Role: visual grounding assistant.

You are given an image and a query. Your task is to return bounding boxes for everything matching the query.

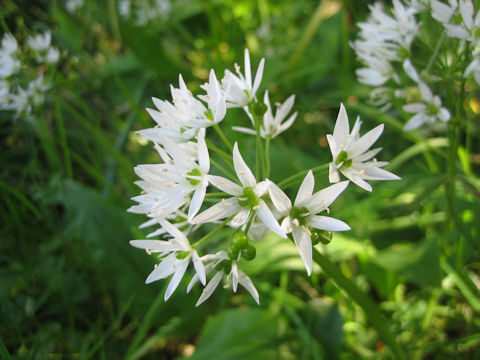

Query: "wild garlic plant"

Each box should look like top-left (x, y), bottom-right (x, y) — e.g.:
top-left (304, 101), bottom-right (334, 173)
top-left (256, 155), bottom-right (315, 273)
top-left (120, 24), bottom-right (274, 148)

top-left (0, 31), bottom-right (61, 116)
top-left (352, 0), bottom-right (479, 133)
top-left (129, 49), bottom-right (400, 306)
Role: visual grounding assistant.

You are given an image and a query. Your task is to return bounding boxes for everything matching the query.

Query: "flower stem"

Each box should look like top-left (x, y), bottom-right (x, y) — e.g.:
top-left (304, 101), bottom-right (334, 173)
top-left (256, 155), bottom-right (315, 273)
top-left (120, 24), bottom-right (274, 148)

top-left (426, 30), bottom-right (446, 73)
top-left (205, 138), bottom-right (235, 171)
top-left (191, 215), bottom-right (235, 248)
top-left (213, 123), bottom-right (233, 151)
top-left (278, 163), bottom-right (329, 189)
top-left (312, 249), bottom-right (406, 360)
top-left (265, 135), bottom-right (271, 178)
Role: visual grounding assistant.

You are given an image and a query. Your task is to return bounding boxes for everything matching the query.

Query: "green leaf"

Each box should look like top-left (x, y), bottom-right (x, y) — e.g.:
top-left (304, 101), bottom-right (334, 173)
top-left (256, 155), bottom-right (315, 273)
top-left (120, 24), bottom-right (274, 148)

top-left (373, 238), bottom-right (441, 288)
top-left (185, 309), bottom-right (285, 360)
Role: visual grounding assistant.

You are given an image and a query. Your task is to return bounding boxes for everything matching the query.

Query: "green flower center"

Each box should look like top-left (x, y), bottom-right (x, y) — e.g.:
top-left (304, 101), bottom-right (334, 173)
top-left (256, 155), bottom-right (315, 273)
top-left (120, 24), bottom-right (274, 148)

top-left (204, 109), bottom-right (214, 122)
top-left (289, 206), bottom-right (310, 226)
top-left (335, 150), bottom-right (352, 169)
top-left (186, 168), bottom-right (202, 186)
top-left (176, 251), bottom-right (190, 260)
top-left (237, 187), bottom-right (258, 208)
top-left (397, 47), bottom-right (410, 60)
top-left (426, 103), bottom-right (438, 117)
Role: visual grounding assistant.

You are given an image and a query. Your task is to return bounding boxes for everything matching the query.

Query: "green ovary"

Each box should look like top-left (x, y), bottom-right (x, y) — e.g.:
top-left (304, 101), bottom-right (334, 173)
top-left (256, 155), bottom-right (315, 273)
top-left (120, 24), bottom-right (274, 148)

top-left (237, 187), bottom-right (259, 208)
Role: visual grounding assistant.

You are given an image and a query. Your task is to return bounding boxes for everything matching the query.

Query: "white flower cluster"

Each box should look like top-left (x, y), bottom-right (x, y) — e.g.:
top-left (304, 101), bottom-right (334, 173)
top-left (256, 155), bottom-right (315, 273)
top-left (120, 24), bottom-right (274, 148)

top-left (118, 0), bottom-right (172, 26)
top-left (352, 0), bottom-right (480, 131)
top-left (130, 49), bottom-right (400, 306)
top-left (0, 31), bottom-right (60, 115)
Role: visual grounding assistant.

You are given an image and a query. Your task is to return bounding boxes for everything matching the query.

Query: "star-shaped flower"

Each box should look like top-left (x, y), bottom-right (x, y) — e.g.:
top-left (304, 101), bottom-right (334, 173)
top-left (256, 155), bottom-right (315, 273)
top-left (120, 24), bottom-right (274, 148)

top-left (327, 104), bottom-right (400, 192)
top-left (130, 219), bottom-right (206, 301)
top-left (221, 48), bottom-right (265, 108)
top-left (187, 251), bottom-right (259, 306)
top-left (192, 142), bottom-right (286, 238)
top-left (268, 172), bottom-right (350, 275)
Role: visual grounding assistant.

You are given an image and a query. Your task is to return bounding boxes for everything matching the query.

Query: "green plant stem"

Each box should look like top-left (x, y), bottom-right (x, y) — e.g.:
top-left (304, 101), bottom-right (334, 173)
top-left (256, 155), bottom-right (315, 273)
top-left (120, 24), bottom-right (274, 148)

top-left (204, 192), bottom-right (228, 198)
top-left (265, 135), bottom-right (271, 178)
top-left (213, 123), bottom-right (233, 151)
top-left (54, 99), bottom-right (73, 178)
top-left (426, 31), bottom-right (446, 73)
top-left (277, 164), bottom-right (329, 189)
top-left (206, 138), bottom-right (235, 172)
top-left (192, 215), bottom-right (236, 249)
top-left (312, 249), bottom-right (406, 360)
top-left (210, 158), bottom-right (236, 181)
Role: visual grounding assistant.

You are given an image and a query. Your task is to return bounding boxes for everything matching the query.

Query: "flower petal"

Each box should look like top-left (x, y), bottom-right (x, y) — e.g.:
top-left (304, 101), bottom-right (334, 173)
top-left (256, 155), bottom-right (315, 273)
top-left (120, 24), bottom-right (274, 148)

top-left (233, 142), bottom-right (257, 187)
top-left (238, 269), bottom-right (260, 304)
top-left (292, 225), bottom-right (313, 276)
top-left (164, 258), bottom-right (190, 300)
top-left (255, 200), bottom-right (286, 238)
top-left (348, 124), bottom-right (384, 158)
top-left (196, 270), bottom-right (224, 306)
top-left (305, 181), bottom-right (349, 213)
top-left (267, 180), bottom-right (292, 214)
top-left (188, 186), bottom-right (207, 222)
top-left (192, 197), bottom-right (241, 224)
top-left (294, 170), bottom-right (314, 206)
top-left (333, 103), bottom-right (350, 147)
top-left (308, 215), bottom-right (351, 231)
top-left (208, 175), bottom-right (243, 195)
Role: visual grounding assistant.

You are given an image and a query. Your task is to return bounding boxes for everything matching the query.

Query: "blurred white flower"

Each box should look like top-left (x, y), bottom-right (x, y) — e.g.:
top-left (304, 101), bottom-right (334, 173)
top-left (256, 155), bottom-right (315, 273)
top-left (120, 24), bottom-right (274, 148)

top-left (66, 0), bottom-right (84, 13)
top-left (327, 104), bottom-right (400, 191)
top-left (403, 82), bottom-right (451, 130)
top-left (45, 47), bottom-right (60, 64)
top-left (268, 172), bottom-right (350, 275)
top-left (221, 48), bottom-right (265, 107)
top-left (1, 34), bottom-right (18, 55)
top-left (27, 31), bottom-right (52, 52)
top-left (443, 0), bottom-right (480, 42)
top-left (130, 219), bottom-right (206, 300)
top-left (232, 90), bottom-right (297, 139)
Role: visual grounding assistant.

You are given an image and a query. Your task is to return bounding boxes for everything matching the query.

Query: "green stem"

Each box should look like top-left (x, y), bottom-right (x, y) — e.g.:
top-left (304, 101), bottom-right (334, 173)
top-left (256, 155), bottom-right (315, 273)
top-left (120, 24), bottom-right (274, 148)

top-left (204, 192), bottom-right (228, 198)
top-left (278, 164), bottom-right (329, 189)
top-left (55, 98), bottom-right (73, 178)
top-left (213, 123), bottom-right (233, 151)
top-left (206, 138), bottom-right (235, 171)
top-left (210, 158), bottom-right (236, 181)
top-left (313, 249), bottom-right (406, 360)
top-left (426, 31), bottom-right (446, 73)
top-left (265, 135), bottom-right (271, 178)
top-left (192, 215), bottom-right (236, 248)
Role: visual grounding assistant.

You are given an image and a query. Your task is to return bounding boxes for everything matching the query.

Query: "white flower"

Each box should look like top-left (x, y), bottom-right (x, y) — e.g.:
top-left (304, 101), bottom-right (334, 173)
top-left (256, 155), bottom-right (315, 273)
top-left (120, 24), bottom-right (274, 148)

top-left (187, 251), bottom-right (259, 306)
top-left (130, 128), bottom-right (211, 221)
top-left (443, 0), bottom-right (480, 41)
top-left (268, 172), bottom-right (350, 275)
top-left (192, 142), bottom-right (286, 238)
top-left (327, 104), bottom-right (400, 192)
top-left (118, 0), bottom-right (131, 17)
top-left (232, 90), bottom-right (297, 139)
top-left (221, 48), bottom-right (265, 108)
top-left (139, 73), bottom-right (226, 143)
top-left (27, 31), bottom-right (52, 52)
top-left (1, 34), bottom-right (18, 55)
top-left (66, 0), bottom-right (84, 13)
top-left (403, 82), bottom-right (451, 130)
top-left (130, 219), bottom-right (206, 301)
top-left (0, 51), bottom-right (20, 78)
top-left (431, 0), bottom-right (458, 24)
top-left (45, 47), bottom-right (60, 64)
top-left (465, 50), bottom-right (480, 83)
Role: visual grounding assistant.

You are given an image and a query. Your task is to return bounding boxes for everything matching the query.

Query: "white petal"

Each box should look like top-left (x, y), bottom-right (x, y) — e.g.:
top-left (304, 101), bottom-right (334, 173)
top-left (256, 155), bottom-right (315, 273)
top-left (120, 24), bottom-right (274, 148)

top-left (232, 126), bottom-right (257, 135)
top-left (333, 103), bottom-right (350, 147)
top-left (267, 180), bottom-right (292, 214)
top-left (244, 48), bottom-right (252, 89)
top-left (233, 142), bottom-right (257, 187)
top-left (188, 186), bottom-right (207, 222)
top-left (404, 112), bottom-right (425, 131)
top-left (306, 181), bottom-right (349, 213)
top-left (207, 175), bottom-right (243, 195)
top-left (252, 58), bottom-right (265, 96)
top-left (230, 208), bottom-right (251, 228)
top-left (348, 124), bottom-right (384, 158)
top-left (329, 163), bottom-right (340, 183)
top-left (292, 225), bottom-right (313, 276)
top-left (403, 103), bottom-right (425, 113)
top-left (164, 258), bottom-right (189, 300)
top-left (129, 240), bottom-right (173, 252)
top-left (362, 166), bottom-right (401, 181)
top-left (439, 108), bottom-right (451, 121)
top-left (231, 262), bottom-right (239, 292)
top-left (197, 129), bottom-right (210, 172)
top-left (294, 170), bottom-right (314, 206)
top-left (192, 197), bottom-right (241, 224)
top-left (308, 215), bottom-right (351, 231)
top-left (344, 172), bottom-right (372, 192)
top-left (192, 250), bottom-right (206, 285)
top-left (145, 254), bottom-right (177, 284)
top-left (158, 219), bottom-right (190, 249)
top-left (237, 269), bottom-right (260, 304)
top-left (196, 271), bottom-right (224, 306)
top-left (256, 200), bottom-right (287, 238)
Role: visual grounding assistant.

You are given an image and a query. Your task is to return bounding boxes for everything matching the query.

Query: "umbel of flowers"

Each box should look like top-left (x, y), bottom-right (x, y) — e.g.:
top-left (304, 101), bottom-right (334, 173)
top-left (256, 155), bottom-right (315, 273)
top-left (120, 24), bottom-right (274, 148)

top-left (129, 49), bottom-right (400, 306)
top-left (351, 0), bottom-right (480, 131)
top-left (0, 31), bottom-right (61, 115)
